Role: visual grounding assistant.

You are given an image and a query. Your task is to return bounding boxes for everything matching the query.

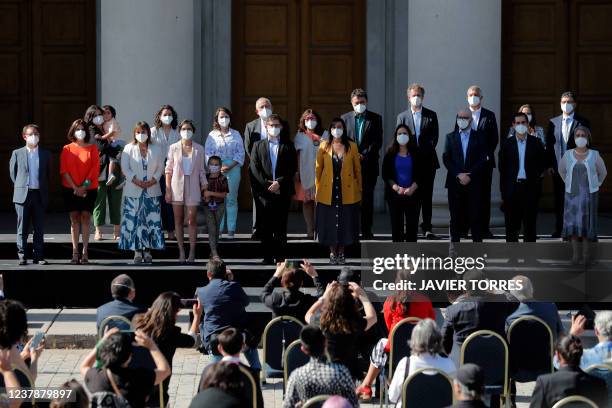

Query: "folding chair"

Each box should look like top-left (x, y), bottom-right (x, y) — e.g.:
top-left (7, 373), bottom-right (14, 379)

top-left (401, 367), bottom-right (454, 408)
top-left (238, 365), bottom-right (258, 408)
top-left (380, 316), bottom-right (421, 408)
top-left (283, 339), bottom-right (309, 392)
top-left (507, 315), bottom-right (554, 382)
top-left (302, 394), bottom-right (332, 408)
top-left (551, 395), bottom-right (598, 408)
top-left (98, 315), bottom-right (132, 338)
top-left (461, 330), bottom-right (509, 407)
top-left (260, 315), bottom-right (303, 383)
top-left (585, 363), bottom-right (612, 408)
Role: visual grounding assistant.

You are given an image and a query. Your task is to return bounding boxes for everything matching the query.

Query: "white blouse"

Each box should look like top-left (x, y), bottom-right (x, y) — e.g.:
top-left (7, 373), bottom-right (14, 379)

top-left (182, 155), bottom-right (193, 176)
top-left (205, 128), bottom-right (245, 165)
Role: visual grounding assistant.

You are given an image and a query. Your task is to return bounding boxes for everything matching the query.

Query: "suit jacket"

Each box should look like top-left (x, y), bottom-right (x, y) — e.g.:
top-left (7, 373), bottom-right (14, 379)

top-left (164, 141), bottom-right (208, 203)
top-left (529, 366), bottom-right (607, 408)
top-left (546, 113), bottom-right (591, 168)
top-left (396, 106), bottom-right (440, 170)
top-left (498, 135), bottom-right (546, 202)
top-left (442, 129), bottom-right (488, 189)
top-left (315, 140), bottom-right (362, 205)
top-left (121, 143), bottom-right (164, 198)
top-left (249, 138), bottom-right (297, 202)
top-left (474, 107), bottom-right (499, 168)
top-left (381, 146), bottom-right (425, 201)
top-left (95, 298), bottom-right (146, 329)
top-left (340, 110), bottom-right (383, 176)
top-left (243, 117), bottom-right (290, 159)
top-left (505, 301), bottom-right (565, 341)
top-left (9, 146), bottom-right (51, 207)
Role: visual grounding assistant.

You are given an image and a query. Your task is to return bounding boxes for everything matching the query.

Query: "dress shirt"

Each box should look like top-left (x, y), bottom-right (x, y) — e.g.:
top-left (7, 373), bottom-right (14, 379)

top-left (204, 129), bottom-right (245, 165)
top-left (355, 114), bottom-right (365, 145)
top-left (562, 113), bottom-right (575, 149)
top-left (26, 146), bottom-right (40, 189)
top-left (268, 136), bottom-right (279, 180)
top-left (470, 107), bottom-right (482, 131)
top-left (516, 136), bottom-right (527, 180)
top-left (460, 130), bottom-right (470, 161)
top-left (411, 108), bottom-right (422, 143)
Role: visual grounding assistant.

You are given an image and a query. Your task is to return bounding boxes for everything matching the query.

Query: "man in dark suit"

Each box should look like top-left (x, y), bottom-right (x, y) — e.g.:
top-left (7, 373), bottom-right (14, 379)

top-left (397, 83), bottom-right (440, 239)
top-left (546, 91), bottom-right (591, 238)
top-left (498, 113), bottom-right (546, 242)
top-left (530, 335), bottom-right (607, 408)
top-left (96, 274), bottom-right (145, 329)
top-left (466, 86), bottom-right (498, 238)
top-left (341, 88), bottom-right (383, 239)
top-left (249, 114), bottom-right (297, 264)
top-left (244, 97), bottom-right (290, 239)
top-left (9, 124), bottom-right (51, 265)
top-left (443, 110), bottom-right (489, 242)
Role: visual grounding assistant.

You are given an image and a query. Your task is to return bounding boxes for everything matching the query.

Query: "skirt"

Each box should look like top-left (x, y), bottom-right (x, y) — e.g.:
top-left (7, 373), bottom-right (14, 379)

top-left (119, 195), bottom-right (165, 251)
top-left (316, 202), bottom-right (360, 247)
top-left (62, 188), bottom-right (98, 213)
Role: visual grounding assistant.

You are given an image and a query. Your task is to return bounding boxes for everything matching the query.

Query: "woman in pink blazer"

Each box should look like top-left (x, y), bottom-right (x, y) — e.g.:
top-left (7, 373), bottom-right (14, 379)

top-left (165, 119), bottom-right (208, 262)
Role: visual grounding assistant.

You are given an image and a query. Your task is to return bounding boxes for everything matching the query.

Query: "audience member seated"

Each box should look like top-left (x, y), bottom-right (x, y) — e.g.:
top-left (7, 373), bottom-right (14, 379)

top-left (49, 379), bottom-right (89, 408)
top-left (261, 259), bottom-right (323, 322)
top-left (505, 275), bottom-right (565, 342)
top-left (441, 270), bottom-right (515, 364)
top-left (96, 274), bottom-right (145, 329)
top-left (388, 318), bottom-right (456, 407)
top-left (305, 281), bottom-right (377, 379)
top-left (530, 335), bottom-right (607, 408)
top-left (0, 300), bottom-right (43, 384)
top-left (565, 311), bottom-right (612, 369)
top-left (80, 329), bottom-right (171, 408)
top-left (199, 328), bottom-right (264, 408)
top-left (450, 364), bottom-right (488, 408)
top-left (197, 259), bottom-right (261, 371)
top-left (356, 269), bottom-right (435, 400)
top-left (321, 396), bottom-right (353, 408)
top-left (133, 291), bottom-right (201, 405)
top-left (283, 326), bottom-right (358, 408)
top-left (191, 362), bottom-right (248, 408)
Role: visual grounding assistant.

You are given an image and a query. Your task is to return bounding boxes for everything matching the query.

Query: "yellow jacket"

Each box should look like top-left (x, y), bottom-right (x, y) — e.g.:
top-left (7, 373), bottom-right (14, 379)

top-left (315, 140), bottom-right (362, 205)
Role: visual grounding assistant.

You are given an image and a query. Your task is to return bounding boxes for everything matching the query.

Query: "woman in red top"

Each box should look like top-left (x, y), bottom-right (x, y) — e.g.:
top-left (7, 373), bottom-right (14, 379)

top-left (60, 119), bottom-right (100, 264)
top-left (356, 269), bottom-right (435, 400)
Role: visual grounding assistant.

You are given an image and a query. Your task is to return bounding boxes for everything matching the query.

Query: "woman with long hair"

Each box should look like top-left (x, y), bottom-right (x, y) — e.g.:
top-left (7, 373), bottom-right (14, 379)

top-left (315, 118), bottom-right (362, 264)
top-left (305, 281), bottom-right (377, 379)
top-left (133, 292), bottom-right (202, 406)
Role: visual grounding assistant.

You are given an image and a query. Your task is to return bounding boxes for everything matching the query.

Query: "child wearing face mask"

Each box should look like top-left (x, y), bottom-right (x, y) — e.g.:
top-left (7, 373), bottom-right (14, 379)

top-left (101, 105), bottom-right (126, 189)
top-left (202, 156), bottom-right (229, 261)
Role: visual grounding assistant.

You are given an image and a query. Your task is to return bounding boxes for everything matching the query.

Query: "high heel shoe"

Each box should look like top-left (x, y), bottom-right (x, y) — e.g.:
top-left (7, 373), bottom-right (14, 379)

top-left (70, 251), bottom-right (80, 265)
top-left (81, 250), bottom-right (89, 264)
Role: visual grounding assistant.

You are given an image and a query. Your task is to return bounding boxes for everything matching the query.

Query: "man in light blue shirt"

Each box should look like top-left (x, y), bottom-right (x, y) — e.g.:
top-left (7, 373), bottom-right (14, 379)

top-left (566, 311), bottom-right (612, 369)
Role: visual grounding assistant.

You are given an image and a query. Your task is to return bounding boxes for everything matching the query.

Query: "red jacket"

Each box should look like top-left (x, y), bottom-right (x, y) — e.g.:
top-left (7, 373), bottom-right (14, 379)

top-left (383, 294), bottom-right (435, 353)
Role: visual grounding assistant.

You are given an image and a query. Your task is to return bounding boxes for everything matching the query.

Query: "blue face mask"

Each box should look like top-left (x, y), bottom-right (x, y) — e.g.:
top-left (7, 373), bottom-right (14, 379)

top-left (209, 165), bottom-right (220, 173)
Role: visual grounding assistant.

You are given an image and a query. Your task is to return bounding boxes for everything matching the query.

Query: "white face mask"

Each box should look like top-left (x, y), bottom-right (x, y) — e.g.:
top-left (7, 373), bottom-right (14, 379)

top-left (514, 124), bottom-right (528, 135)
top-left (180, 130), bottom-right (193, 140)
top-left (575, 137), bottom-right (588, 148)
top-left (305, 120), bottom-right (317, 130)
top-left (457, 118), bottom-right (470, 130)
top-left (267, 126), bottom-right (281, 137)
top-left (526, 114), bottom-right (533, 123)
top-left (161, 115), bottom-right (173, 125)
top-left (353, 103), bottom-right (366, 114)
top-left (258, 107), bottom-right (272, 119)
top-left (396, 133), bottom-right (409, 145)
top-left (410, 96), bottom-right (422, 107)
top-left (208, 165), bottom-right (220, 173)
top-left (93, 115), bottom-right (104, 126)
top-left (26, 135), bottom-right (39, 146)
top-left (218, 117), bottom-right (230, 128)
top-left (331, 128), bottom-right (343, 139)
top-left (467, 95), bottom-right (480, 107)
top-left (561, 102), bottom-right (574, 114)
top-left (75, 130), bottom-right (87, 140)
top-left (135, 133), bottom-right (148, 143)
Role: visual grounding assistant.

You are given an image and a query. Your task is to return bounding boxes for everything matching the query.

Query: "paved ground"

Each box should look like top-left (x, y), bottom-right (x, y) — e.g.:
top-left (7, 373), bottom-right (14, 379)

top-left (34, 348), bottom-right (536, 408)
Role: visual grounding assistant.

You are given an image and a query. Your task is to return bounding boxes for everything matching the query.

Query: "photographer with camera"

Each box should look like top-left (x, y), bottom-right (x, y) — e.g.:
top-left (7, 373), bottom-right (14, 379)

top-left (261, 259), bottom-right (324, 323)
top-left (196, 259), bottom-right (261, 372)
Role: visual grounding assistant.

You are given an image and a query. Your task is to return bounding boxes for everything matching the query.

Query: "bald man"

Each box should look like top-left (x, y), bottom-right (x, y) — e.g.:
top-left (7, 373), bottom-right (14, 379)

top-left (443, 109), bottom-right (489, 242)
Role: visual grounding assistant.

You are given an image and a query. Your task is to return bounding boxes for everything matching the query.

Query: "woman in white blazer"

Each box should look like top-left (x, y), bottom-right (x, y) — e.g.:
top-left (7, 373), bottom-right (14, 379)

top-left (119, 121), bottom-right (165, 263)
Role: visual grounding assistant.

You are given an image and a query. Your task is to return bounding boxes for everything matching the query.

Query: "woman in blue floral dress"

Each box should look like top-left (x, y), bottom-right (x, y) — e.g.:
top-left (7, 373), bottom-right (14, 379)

top-left (119, 121), bottom-right (165, 263)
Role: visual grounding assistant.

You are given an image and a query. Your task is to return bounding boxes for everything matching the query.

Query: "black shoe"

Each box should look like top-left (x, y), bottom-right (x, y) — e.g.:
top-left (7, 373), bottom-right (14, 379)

top-left (361, 232), bottom-right (374, 240)
top-left (18, 258), bottom-right (27, 266)
top-left (483, 230), bottom-right (494, 239)
top-left (551, 231), bottom-right (562, 238)
top-left (261, 258), bottom-right (275, 265)
top-left (424, 231), bottom-right (439, 240)
top-left (33, 259), bottom-right (48, 265)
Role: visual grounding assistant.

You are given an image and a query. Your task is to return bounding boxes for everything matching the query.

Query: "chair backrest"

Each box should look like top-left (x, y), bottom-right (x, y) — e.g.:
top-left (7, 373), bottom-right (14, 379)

top-left (301, 394), bottom-right (332, 408)
top-left (284, 339), bottom-right (309, 385)
top-left (401, 367), bottom-right (454, 408)
top-left (98, 315), bottom-right (132, 338)
top-left (460, 330), bottom-right (508, 395)
top-left (551, 395), bottom-right (598, 408)
top-left (585, 363), bottom-right (612, 408)
top-left (389, 317), bottom-right (421, 377)
top-left (507, 315), bottom-right (554, 382)
top-left (262, 316), bottom-right (304, 373)
top-left (238, 365), bottom-right (258, 408)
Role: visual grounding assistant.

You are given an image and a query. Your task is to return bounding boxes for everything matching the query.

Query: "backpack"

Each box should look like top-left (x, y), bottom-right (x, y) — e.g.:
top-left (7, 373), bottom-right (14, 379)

top-left (90, 369), bottom-right (131, 408)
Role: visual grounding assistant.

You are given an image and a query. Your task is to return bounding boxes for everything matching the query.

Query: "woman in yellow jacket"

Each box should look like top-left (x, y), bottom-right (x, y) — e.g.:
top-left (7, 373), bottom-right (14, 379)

top-left (315, 117), bottom-right (362, 264)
